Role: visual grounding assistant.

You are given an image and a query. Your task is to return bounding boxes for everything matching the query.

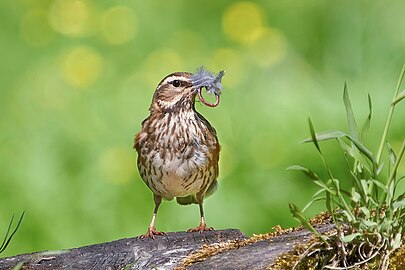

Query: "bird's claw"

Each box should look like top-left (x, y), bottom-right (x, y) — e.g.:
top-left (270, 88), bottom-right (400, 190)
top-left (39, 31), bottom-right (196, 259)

top-left (187, 224), bottom-right (214, 233)
top-left (138, 227), bottom-right (166, 239)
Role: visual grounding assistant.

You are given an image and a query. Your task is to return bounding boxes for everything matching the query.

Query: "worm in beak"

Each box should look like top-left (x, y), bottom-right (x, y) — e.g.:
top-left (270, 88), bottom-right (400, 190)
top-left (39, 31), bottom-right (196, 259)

top-left (190, 67), bottom-right (225, 108)
top-left (197, 88), bottom-right (220, 107)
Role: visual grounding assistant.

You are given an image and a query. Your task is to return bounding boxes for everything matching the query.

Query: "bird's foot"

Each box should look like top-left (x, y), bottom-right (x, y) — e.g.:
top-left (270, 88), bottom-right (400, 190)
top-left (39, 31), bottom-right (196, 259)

top-left (138, 227), bottom-right (166, 239)
top-left (187, 223), bottom-right (214, 233)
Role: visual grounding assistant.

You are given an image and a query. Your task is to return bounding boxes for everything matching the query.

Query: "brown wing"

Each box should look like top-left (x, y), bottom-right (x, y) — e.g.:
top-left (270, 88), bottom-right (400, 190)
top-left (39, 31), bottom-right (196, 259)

top-left (196, 110), bottom-right (220, 172)
top-left (133, 117), bottom-right (150, 151)
top-left (195, 111), bottom-right (220, 198)
top-left (134, 132), bottom-right (142, 151)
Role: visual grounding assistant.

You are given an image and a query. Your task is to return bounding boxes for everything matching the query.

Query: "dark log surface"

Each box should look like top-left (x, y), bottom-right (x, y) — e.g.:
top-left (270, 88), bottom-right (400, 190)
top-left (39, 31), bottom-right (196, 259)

top-left (0, 226), bottom-right (331, 270)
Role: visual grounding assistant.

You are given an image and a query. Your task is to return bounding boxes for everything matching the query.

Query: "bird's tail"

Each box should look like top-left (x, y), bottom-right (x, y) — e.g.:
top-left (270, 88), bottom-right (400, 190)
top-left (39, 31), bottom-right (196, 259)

top-left (176, 180), bottom-right (218, 205)
top-left (176, 195), bottom-right (197, 205)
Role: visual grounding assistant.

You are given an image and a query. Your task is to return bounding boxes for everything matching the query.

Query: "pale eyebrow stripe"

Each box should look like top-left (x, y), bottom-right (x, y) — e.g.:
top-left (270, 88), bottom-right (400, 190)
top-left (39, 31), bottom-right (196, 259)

top-left (160, 75), bottom-right (190, 86)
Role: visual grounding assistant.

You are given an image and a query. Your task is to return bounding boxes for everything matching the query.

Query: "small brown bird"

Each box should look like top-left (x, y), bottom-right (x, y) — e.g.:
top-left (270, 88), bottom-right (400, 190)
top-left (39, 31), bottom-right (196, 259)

top-left (134, 68), bottom-right (224, 238)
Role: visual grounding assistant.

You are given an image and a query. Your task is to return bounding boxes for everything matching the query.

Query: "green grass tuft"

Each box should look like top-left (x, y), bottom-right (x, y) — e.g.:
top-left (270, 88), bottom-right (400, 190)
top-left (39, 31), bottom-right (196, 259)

top-left (289, 65), bottom-right (405, 269)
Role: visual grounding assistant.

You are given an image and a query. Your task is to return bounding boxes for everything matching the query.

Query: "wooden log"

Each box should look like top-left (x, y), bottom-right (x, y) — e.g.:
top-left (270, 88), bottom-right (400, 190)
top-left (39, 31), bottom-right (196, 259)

top-left (0, 225), bottom-right (332, 270)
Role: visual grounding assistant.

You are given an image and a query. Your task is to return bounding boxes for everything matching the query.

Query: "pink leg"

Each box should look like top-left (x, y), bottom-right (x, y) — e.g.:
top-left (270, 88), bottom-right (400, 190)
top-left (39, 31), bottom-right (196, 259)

top-left (139, 195), bottom-right (166, 239)
top-left (187, 196), bottom-right (214, 233)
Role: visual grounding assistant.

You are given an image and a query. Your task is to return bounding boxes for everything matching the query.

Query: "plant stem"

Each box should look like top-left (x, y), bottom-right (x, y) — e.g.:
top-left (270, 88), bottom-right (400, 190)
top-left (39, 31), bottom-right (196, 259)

top-left (387, 138), bottom-right (405, 188)
top-left (379, 138), bottom-right (405, 210)
top-left (376, 64), bottom-right (405, 165)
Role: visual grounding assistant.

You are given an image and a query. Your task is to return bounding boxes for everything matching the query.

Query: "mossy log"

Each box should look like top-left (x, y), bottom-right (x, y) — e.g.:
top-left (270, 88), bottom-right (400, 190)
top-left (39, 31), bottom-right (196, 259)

top-left (0, 225), bottom-right (333, 270)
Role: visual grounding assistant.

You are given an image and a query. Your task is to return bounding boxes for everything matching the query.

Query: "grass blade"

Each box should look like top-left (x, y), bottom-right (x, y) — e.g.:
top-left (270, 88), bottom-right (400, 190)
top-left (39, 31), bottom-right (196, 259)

top-left (361, 94), bottom-right (373, 141)
top-left (338, 138), bottom-right (371, 173)
top-left (343, 83), bottom-right (359, 141)
top-left (393, 197), bottom-right (405, 210)
top-left (371, 179), bottom-right (388, 193)
top-left (392, 89), bottom-right (405, 106)
top-left (287, 165), bottom-right (320, 180)
top-left (302, 129), bottom-right (374, 164)
top-left (387, 138), bottom-right (405, 189)
top-left (289, 203), bottom-right (328, 243)
top-left (392, 231), bottom-right (402, 250)
top-left (387, 142), bottom-right (397, 166)
top-left (0, 214), bottom-right (15, 252)
top-left (302, 196), bottom-right (326, 212)
top-left (376, 63), bottom-right (405, 164)
top-left (11, 262), bottom-right (24, 270)
top-left (301, 130), bottom-right (346, 143)
top-left (0, 212), bottom-right (25, 253)
top-left (346, 135), bottom-right (375, 164)
top-left (325, 186), bottom-right (333, 215)
top-left (343, 232), bottom-right (361, 242)
top-left (308, 118), bottom-right (321, 153)
top-left (287, 165), bottom-right (335, 192)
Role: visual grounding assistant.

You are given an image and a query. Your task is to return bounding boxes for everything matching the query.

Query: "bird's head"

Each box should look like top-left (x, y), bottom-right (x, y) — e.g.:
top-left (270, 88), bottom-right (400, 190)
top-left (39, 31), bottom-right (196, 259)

top-left (150, 72), bottom-right (195, 113)
top-left (149, 68), bottom-right (224, 113)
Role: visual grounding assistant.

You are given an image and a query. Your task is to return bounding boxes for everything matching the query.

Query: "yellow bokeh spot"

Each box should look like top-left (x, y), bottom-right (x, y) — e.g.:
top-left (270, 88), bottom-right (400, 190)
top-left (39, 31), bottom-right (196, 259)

top-left (49, 0), bottom-right (95, 37)
top-left (167, 30), bottom-right (207, 59)
top-left (101, 6), bottom-right (138, 45)
top-left (20, 9), bottom-right (54, 47)
top-left (98, 147), bottom-right (136, 184)
top-left (249, 27), bottom-right (287, 67)
top-left (222, 2), bottom-right (264, 45)
top-left (210, 48), bottom-right (245, 87)
top-left (142, 49), bottom-right (184, 88)
top-left (60, 46), bottom-right (104, 87)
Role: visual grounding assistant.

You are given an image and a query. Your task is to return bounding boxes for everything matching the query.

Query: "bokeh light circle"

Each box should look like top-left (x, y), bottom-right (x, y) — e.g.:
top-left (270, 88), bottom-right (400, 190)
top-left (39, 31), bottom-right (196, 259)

top-left (49, 0), bottom-right (95, 37)
top-left (210, 48), bottom-right (245, 87)
top-left (101, 6), bottom-right (138, 45)
top-left (142, 49), bottom-right (184, 88)
top-left (249, 27), bottom-right (287, 67)
top-left (60, 46), bottom-right (104, 87)
top-left (222, 2), bottom-right (264, 45)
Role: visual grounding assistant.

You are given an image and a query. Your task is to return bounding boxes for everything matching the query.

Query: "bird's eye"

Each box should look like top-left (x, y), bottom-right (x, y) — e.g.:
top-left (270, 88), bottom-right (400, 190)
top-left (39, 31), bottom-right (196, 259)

top-left (172, 80), bottom-right (181, 87)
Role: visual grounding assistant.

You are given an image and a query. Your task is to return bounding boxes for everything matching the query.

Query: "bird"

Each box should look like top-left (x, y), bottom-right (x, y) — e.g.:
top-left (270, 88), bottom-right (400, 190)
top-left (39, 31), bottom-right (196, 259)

top-left (134, 68), bottom-right (224, 238)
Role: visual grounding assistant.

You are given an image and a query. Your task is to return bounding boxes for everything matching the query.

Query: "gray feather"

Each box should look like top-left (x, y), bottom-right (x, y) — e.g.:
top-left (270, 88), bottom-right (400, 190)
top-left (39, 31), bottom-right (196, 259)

top-left (190, 67), bottom-right (225, 96)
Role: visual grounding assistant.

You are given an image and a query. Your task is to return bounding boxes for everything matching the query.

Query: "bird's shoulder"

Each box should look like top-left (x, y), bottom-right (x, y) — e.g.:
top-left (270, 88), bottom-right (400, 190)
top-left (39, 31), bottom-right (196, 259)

top-left (133, 115), bottom-right (152, 151)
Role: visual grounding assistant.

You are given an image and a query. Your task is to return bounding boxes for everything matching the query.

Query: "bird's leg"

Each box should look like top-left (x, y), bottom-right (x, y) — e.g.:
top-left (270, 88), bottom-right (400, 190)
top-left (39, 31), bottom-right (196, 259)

top-left (139, 195), bottom-right (166, 238)
top-left (187, 193), bottom-right (214, 233)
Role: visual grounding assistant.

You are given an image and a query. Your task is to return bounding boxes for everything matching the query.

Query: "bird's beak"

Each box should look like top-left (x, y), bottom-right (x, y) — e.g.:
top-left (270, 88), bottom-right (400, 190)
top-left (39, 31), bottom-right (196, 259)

top-left (197, 87), bottom-right (220, 107)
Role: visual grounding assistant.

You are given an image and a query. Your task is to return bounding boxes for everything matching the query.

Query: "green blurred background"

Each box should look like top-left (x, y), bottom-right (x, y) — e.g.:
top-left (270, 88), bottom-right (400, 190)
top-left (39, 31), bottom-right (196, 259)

top-left (1, 0), bottom-right (405, 258)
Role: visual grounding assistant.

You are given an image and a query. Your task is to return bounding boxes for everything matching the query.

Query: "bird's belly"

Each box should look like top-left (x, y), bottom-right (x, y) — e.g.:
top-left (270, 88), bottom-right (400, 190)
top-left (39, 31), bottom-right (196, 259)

top-left (149, 153), bottom-right (207, 199)
top-left (159, 171), bottom-right (203, 199)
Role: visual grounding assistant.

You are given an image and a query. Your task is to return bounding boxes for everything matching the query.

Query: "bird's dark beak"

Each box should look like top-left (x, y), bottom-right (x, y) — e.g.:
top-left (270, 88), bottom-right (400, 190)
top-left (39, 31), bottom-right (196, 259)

top-left (197, 87), bottom-right (220, 107)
